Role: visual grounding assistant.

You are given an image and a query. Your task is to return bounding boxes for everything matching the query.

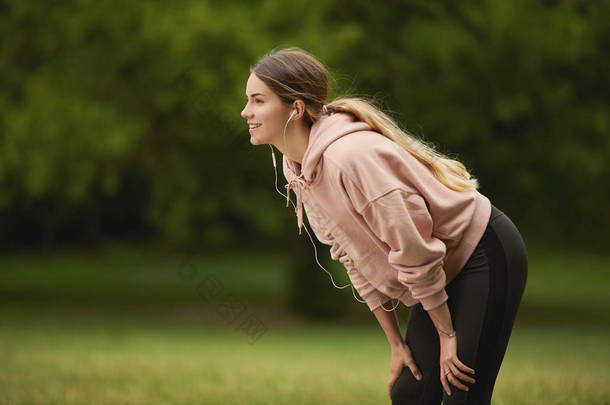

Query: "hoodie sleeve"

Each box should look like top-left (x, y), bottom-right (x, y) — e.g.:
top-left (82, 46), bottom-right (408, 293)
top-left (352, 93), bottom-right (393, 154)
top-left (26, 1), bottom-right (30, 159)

top-left (304, 202), bottom-right (392, 311)
top-left (353, 187), bottom-right (448, 311)
top-left (334, 244), bottom-right (393, 311)
top-left (327, 136), bottom-right (451, 311)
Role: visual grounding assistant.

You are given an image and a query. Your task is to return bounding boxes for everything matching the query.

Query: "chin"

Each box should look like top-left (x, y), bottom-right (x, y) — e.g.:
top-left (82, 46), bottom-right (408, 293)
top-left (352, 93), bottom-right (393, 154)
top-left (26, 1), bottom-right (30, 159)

top-left (250, 132), bottom-right (272, 146)
top-left (249, 135), bottom-right (262, 145)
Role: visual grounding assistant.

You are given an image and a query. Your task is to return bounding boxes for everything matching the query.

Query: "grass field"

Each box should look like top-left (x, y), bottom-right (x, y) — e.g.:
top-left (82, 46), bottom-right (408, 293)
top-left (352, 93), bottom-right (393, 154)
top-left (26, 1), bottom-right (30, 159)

top-left (1, 245), bottom-right (609, 404)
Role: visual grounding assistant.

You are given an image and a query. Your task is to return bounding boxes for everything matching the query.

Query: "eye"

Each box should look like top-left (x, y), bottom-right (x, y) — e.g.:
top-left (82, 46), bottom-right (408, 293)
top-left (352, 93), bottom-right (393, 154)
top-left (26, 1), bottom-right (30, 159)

top-left (255, 99), bottom-right (264, 104)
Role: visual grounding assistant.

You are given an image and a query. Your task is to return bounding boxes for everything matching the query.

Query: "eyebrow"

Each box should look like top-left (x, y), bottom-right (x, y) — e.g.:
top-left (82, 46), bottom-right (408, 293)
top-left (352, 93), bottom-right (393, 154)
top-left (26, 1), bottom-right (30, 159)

top-left (246, 92), bottom-right (265, 98)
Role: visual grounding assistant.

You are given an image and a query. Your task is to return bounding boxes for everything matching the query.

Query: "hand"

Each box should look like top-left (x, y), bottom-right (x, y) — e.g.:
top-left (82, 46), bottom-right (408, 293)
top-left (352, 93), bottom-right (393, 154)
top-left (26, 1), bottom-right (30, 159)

top-left (439, 335), bottom-right (476, 396)
top-left (388, 342), bottom-right (422, 400)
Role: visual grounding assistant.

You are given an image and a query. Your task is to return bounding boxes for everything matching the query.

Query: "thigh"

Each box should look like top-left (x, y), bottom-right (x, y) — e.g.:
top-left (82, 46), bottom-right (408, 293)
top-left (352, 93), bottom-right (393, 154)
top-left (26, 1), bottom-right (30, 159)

top-left (453, 207), bottom-right (528, 405)
top-left (391, 205), bottom-right (528, 405)
top-left (466, 209), bottom-right (528, 404)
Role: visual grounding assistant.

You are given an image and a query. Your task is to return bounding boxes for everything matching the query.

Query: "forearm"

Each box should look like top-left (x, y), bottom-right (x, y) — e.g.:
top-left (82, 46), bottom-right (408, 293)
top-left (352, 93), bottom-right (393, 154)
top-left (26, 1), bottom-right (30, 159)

top-left (426, 301), bottom-right (455, 338)
top-left (372, 300), bottom-right (404, 347)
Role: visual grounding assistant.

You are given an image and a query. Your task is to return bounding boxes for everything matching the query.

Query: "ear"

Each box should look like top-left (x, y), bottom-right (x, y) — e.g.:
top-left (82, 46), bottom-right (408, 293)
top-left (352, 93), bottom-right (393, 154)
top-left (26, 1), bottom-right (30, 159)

top-left (292, 100), bottom-right (306, 120)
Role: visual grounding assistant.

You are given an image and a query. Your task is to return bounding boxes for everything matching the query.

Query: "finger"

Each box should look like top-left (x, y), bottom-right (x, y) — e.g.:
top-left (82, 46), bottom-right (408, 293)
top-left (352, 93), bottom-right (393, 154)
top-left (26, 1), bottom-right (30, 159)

top-left (407, 362), bottom-right (423, 381)
top-left (447, 372), bottom-right (469, 392)
top-left (440, 371), bottom-right (452, 396)
top-left (455, 359), bottom-right (475, 375)
top-left (388, 372), bottom-right (399, 400)
top-left (449, 363), bottom-right (476, 384)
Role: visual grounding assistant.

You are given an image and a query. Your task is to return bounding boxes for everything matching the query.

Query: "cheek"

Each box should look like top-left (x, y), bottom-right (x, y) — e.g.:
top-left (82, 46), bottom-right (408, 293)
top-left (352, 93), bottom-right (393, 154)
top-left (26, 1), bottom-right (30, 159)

top-left (260, 107), bottom-right (283, 129)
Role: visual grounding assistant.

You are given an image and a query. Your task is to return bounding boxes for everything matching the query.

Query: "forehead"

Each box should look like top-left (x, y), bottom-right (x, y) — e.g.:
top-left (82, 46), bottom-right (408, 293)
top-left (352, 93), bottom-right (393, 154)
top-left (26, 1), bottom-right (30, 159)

top-left (245, 72), bottom-right (272, 96)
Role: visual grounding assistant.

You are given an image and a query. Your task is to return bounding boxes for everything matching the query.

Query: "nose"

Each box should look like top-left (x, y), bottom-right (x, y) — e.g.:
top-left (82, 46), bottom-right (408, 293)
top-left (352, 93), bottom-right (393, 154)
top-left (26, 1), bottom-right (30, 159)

top-left (240, 103), bottom-right (250, 119)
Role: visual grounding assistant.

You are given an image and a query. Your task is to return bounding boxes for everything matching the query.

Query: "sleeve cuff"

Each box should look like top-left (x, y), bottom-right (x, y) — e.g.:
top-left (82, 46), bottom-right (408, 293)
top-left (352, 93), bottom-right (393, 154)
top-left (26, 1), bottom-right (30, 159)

top-left (418, 288), bottom-right (449, 311)
top-left (362, 291), bottom-right (392, 311)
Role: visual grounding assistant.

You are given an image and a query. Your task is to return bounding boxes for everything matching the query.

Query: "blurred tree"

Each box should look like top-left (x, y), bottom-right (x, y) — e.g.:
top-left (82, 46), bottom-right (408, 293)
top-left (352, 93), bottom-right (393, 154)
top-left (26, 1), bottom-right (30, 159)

top-left (0, 0), bottom-right (607, 253)
top-left (326, 0), bottom-right (610, 249)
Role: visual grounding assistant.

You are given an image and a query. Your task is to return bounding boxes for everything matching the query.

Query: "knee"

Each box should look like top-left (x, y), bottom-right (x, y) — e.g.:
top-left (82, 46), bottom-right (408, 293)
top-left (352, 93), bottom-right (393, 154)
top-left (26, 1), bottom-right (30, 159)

top-left (443, 391), bottom-right (468, 405)
top-left (390, 369), bottom-right (425, 404)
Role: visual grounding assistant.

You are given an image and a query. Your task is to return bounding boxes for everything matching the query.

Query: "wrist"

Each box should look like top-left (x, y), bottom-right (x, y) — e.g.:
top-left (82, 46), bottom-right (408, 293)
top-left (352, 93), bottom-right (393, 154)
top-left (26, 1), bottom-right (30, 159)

top-left (390, 338), bottom-right (405, 349)
top-left (437, 327), bottom-right (456, 339)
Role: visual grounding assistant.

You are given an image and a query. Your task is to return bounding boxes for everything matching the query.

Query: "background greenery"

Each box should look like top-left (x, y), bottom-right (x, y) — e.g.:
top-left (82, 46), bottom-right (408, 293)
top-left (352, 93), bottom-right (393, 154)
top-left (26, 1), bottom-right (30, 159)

top-left (1, 0), bottom-right (608, 250)
top-left (1, 1), bottom-right (609, 403)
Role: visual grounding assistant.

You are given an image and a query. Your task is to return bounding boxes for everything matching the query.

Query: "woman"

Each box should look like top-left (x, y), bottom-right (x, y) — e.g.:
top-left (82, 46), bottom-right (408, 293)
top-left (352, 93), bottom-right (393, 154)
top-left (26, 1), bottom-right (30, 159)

top-left (240, 47), bottom-right (528, 405)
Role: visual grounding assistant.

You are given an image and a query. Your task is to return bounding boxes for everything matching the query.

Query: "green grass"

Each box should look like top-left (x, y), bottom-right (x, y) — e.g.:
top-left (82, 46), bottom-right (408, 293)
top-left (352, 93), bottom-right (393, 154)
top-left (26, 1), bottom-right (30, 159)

top-left (1, 245), bottom-right (609, 404)
top-left (0, 311), bottom-right (608, 404)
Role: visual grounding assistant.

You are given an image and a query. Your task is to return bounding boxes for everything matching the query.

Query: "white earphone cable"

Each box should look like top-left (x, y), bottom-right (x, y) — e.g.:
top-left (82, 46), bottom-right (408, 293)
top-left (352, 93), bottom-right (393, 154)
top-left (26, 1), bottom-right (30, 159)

top-left (266, 110), bottom-right (400, 312)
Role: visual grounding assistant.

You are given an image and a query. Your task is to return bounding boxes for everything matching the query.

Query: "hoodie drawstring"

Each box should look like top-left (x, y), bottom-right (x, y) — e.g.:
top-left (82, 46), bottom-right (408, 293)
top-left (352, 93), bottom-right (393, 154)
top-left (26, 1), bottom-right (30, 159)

top-left (285, 174), bottom-right (309, 235)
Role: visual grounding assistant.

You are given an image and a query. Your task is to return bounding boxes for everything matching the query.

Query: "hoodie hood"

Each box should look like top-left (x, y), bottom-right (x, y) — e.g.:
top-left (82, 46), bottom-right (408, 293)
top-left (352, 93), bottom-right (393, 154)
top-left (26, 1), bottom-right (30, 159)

top-left (282, 112), bottom-right (373, 234)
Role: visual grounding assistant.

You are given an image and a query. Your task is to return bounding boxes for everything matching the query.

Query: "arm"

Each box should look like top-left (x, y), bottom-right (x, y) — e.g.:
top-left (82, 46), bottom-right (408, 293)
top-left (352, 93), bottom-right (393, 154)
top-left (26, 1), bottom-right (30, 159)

top-left (372, 299), bottom-right (403, 347)
top-left (373, 300), bottom-right (423, 400)
top-left (345, 186), bottom-right (474, 394)
top-left (303, 198), bottom-right (392, 312)
top-left (345, 263), bottom-right (391, 311)
top-left (427, 301), bottom-right (476, 395)
top-left (357, 188), bottom-right (449, 311)
top-left (426, 301), bottom-right (455, 338)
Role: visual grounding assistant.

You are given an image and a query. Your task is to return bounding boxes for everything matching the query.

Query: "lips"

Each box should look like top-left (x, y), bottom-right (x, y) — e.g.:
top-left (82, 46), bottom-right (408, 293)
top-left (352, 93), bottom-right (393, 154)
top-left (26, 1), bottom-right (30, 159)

top-left (248, 123), bottom-right (261, 135)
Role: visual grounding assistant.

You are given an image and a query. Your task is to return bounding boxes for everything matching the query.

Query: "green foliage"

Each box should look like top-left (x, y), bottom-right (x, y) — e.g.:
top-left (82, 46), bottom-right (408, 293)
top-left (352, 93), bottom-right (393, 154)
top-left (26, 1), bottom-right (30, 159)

top-left (1, 312), bottom-right (609, 404)
top-left (0, 0), bottom-right (608, 248)
top-left (326, 0), bottom-right (610, 247)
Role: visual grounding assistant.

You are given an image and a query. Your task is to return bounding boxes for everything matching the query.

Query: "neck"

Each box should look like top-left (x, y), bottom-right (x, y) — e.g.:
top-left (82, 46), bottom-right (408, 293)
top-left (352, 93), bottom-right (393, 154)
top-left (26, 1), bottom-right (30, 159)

top-left (274, 120), bottom-right (310, 164)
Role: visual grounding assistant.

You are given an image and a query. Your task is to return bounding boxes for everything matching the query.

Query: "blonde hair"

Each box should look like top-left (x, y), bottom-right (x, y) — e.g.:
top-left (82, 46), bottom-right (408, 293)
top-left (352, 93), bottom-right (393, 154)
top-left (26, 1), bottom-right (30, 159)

top-left (251, 47), bottom-right (479, 192)
top-left (324, 98), bottom-right (479, 192)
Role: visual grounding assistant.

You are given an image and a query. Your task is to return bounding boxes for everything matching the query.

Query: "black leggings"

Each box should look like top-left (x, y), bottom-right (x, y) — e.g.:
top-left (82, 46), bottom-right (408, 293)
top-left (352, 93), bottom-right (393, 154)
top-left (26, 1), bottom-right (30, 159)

top-left (391, 204), bottom-right (528, 405)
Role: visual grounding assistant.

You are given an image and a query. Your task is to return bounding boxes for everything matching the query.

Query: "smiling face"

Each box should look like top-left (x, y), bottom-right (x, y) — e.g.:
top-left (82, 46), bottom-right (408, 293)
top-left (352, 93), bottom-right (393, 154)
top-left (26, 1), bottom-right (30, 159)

top-left (240, 72), bottom-right (293, 146)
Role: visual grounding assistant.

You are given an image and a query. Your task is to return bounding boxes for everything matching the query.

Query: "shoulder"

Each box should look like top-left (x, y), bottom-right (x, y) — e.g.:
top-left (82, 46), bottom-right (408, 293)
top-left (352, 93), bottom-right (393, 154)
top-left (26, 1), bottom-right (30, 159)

top-left (323, 131), bottom-right (420, 206)
top-left (324, 128), bottom-right (418, 183)
top-left (324, 129), bottom-right (401, 169)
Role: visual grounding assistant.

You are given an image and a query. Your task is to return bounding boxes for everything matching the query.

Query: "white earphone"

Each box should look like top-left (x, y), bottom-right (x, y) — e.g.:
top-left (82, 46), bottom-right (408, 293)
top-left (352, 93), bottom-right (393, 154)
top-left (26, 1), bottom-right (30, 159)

top-left (282, 108), bottom-right (298, 178)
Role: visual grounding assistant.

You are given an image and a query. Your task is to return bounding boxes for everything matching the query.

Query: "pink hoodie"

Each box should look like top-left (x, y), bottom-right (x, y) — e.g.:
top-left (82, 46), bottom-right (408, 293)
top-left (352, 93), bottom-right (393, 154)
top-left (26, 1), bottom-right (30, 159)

top-left (282, 112), bottom-right (491, 312)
